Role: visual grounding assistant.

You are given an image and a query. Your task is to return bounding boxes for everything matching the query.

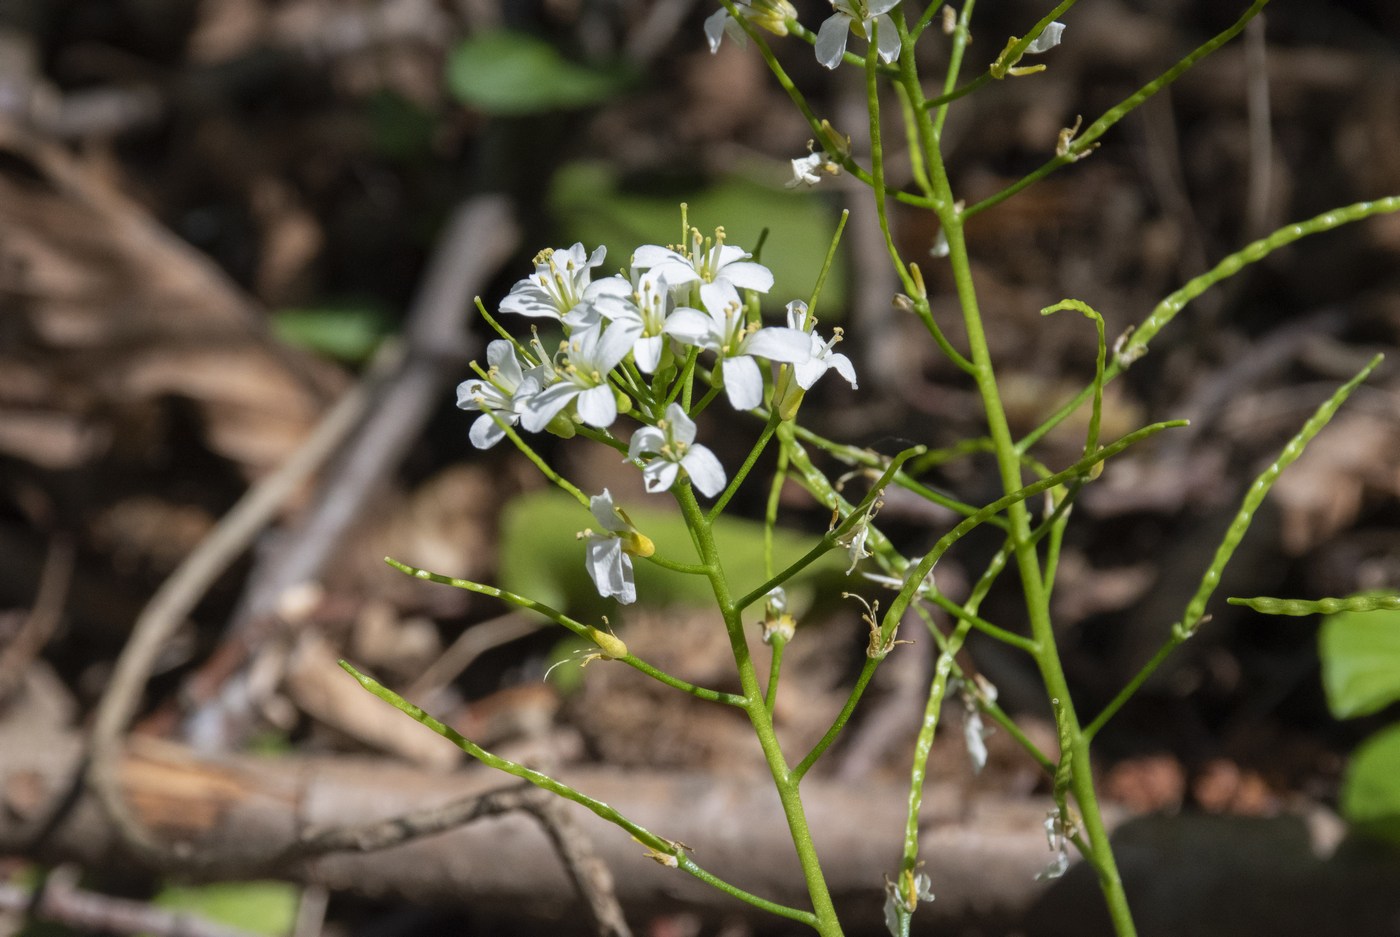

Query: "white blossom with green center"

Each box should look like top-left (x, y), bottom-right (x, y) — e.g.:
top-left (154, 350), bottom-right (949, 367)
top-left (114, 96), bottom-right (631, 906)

top-left (786, 300), bottom-right (858, 390)
top-left (633, 227), bottom-right (774, 296)
top-left (586, 266), bottom-right (676, 373)
top-left (664, 280), bottom-right (811, 410)
top-left (455, 339), bottom-right (540, 449)
top-left (522, 322), bottom-right (636, 432)
top-left (627, 403), bottom-right (726, 497)
top-left (501, 242), bottom-right (608, 326)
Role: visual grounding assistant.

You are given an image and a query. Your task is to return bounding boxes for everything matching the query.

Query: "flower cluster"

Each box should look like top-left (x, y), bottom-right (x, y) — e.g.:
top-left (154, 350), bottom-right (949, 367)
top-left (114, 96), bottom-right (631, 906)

top-left (457, 230), bottom-right (857, 602)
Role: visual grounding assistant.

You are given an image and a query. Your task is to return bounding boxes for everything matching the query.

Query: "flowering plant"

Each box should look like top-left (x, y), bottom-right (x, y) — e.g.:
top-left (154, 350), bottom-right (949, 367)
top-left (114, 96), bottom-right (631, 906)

top-left (347, 3), bottom-right (1400, 936)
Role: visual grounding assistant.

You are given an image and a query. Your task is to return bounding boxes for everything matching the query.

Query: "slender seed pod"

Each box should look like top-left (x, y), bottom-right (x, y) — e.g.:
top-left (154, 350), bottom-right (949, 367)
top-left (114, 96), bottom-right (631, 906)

top-left (1228, 593), bottom-right (1400, 617)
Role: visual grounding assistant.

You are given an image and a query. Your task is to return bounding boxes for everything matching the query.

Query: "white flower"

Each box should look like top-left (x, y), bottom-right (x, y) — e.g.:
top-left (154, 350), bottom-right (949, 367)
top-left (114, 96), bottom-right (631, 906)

top-left (585, 267), bottom-right (676, 373)
top-left (1035, 809), bottom-right (1070, 881)
top-left (500, 243), bottom-right (608, 325)
top-left (455, 340), bottom-right (540, 448)
top-left (633, 227), bottom-right (774, 296)
top-left (627, 403), bottom-right (727, 498)
top-left (704, 0), bottom-right (797, 52)
top-left (580, 490), bottom-right (652, 605)
top-left (815, 0), bottom-right (902, 70)
top-left (786, 151), bottom-right (841, 188)
top-left (664, 280), bottom-right (811, 410)
top-left (786, 301), bottom-right (858, 390)
top-left (522, 322), bottom-right (638, 432)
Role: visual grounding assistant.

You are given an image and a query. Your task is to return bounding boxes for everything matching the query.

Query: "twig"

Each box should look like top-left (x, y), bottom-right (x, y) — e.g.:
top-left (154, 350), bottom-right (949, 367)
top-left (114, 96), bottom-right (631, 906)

top-left (286, 782), bottom-right (631, 937)
top-left (1, 866), bottom-right (264, 937)
top-left (406, 611), bottom-right (547, 700)
top-left (0, 535), bottom-right (73, 703)
top-left (183, 195), bottom-right (520, 749)
top-left (84, 339), bottom-right (400, 866)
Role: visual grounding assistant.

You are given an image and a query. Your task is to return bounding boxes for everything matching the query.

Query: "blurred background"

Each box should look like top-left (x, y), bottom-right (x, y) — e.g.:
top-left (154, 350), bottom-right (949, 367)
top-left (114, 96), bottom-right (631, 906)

top-left (1, 1), bottom-right (1399, 935)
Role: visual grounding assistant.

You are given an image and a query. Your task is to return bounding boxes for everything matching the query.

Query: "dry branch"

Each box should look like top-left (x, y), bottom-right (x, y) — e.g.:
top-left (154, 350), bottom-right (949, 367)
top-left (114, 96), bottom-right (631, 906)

top-left (2, 725), bottom-right (1061, 930)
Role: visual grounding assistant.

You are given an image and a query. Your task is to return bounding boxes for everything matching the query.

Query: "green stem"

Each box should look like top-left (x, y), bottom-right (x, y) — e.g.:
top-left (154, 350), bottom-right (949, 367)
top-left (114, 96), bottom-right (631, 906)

top-left (342, 662), bottom-right (815, 925)
top-left (673, 485), bottom-right (844, 937)
top-left (895, 29), bottom-right (1138, 933)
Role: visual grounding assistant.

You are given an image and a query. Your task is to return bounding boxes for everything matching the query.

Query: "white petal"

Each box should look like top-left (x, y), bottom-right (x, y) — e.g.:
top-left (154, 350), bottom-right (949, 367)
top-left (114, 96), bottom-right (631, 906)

top-left (744, 326), bottom-right (813, 364)
top-left (829, 352), bottom-right (858, 388)
top-left (586, 537), bottom-right (635, 604)
top-left (628, 425), bottom-right (667, 460)
top-left (874, 13), bottom-right (901, 63)
top-left (785, 300), bottom-right (809, 331)
top-left (632, 334), bottom-right (665, 373)
top-left (699, 280), bottom-right (741, 321)
top-left (717, 260), bottom-right (774, 293)
top-left (589, 489), bottom-right (623, 531)
top-left (522, 382), bottom-right (579, 432)
top-left (815, 13), bottom-right (851, 69)
top-left (663, 403), bottom-right (698, 445)
top-left (703, 8), bottom-right (730, 52)
top-left (664, 308), bottom-right (720, 348)
top-left (868, 0), bottom-right (901, 14)
top-left (575, 385), bottom-right (618, 428)
top-left (642, 459), bottom-right (680, 493)
top-left (682, 446), bottom-right (727, 497)
top-left (721, 355), bottom-right (764, 410)
top-left (595, 321), bottom-right (641, 371)
top-left (469, 414), bottom-right (507, 449)
top-left (1025, 21), bottom-right (1065, 54)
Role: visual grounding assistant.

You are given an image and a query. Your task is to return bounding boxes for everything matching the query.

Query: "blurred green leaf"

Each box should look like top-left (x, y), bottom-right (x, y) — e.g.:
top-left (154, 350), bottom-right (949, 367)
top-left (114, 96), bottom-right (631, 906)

top-left (446, 32), bottom-right (630, 115)
top-left (147, 881), bottom-right (297, 936)
top-left (1319, 604), bottom-right (1400, 719)
top-left (548, 161), bottom-right (849, 315)
top-left (1342, 724), bottom-right (1400, 847)
top-left (498, 488), bottom-right (846, 618)
top-left (272, 304), bottom-right (392, 363)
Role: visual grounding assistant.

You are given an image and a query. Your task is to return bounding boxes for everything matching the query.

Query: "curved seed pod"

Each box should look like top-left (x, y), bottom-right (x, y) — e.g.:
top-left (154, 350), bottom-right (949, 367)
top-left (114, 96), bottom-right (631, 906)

top-left (1227, 593), bottom-right (1400, 617)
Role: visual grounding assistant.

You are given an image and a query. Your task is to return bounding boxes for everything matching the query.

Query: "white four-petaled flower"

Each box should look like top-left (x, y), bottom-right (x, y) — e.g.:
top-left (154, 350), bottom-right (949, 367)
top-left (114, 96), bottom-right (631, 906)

top-left (664, 280), bottom-right (812, 410)
top-left (501, 243), bottom-right (608, 326)
top-left (523, 322), bottom-right (637, 432)
top-left (627, 403), bottom-right (727, 497)
top-left (786, 300), bottom-right (858, 390)
top-left (456, 340), bottom-right (540, 449)
top-left (634, 227), bottom-right (775, 296)
top-left (815, 0), bottom-right (903, 70)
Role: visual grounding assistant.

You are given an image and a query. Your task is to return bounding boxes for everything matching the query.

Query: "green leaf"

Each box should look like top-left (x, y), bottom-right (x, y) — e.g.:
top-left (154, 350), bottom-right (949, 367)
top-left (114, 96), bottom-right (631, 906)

top-left (446, 32), bottom-right (629, 115)
top-left (147, 881), bottom-right (298, 936)
top-left (548, 161), bottom-right (849, 314)
top-left (498, 488), bottom-right (847, 616)
top-left (272, 304), bottom-right (392, 363)
top-left (1319, 604), bottom-right (1400, 719)
top-left (1342, 724), bottom-right (1400, 847)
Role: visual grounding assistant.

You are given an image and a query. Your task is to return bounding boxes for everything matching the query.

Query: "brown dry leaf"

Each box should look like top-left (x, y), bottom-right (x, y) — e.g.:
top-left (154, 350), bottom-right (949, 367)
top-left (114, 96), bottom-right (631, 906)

top-left (286, 632), bottom-right (461, 769)
top-left (0, 123), bottom-right (345, 476)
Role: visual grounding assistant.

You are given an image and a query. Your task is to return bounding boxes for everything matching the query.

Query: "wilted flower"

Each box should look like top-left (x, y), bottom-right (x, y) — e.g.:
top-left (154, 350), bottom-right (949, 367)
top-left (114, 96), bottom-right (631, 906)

top-left (579, 490), bottom-right (654, 605)
top-left (815, 0), bottom-right (903, 70)
top-left (786, 150), bottom-right (842, 188)
top-left (627, 403), bottom-right (727, 497)
top-left (704, 0), bottom-right (797, 52)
